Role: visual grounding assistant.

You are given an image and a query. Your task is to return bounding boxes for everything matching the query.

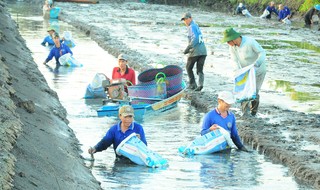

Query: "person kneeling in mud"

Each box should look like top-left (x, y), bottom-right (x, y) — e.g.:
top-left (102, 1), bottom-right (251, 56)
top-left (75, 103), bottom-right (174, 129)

top-left (88, 105), bottom-right (147, 160)
top-left (201, 91), bottom-right (250, 152)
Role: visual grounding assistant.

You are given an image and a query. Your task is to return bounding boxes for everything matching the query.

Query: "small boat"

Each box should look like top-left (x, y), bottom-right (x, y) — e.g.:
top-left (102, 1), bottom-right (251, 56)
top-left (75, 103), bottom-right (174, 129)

top-left (54, 0), bottom-right (99, 3)
top-left (97, 82), bottom-right (186, 121)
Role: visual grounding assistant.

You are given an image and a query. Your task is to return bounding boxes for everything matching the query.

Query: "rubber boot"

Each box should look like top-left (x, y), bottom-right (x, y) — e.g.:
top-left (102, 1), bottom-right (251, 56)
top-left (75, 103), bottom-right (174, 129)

top-left (195, 73), bottom-right (204, 91)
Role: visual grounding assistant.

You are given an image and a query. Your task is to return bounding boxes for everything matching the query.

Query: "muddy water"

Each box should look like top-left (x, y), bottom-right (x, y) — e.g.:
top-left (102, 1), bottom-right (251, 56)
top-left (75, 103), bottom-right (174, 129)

top-left (6, 2), bottom-right (312, 189)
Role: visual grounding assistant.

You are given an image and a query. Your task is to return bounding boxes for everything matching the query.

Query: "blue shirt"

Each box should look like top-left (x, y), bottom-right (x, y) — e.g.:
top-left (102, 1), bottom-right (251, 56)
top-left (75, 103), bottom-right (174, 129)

top-left (278, 6), bottom-right (291, 20)
top-left (45, 43), bottom-right (73, 65)
top-left (201, 108), bottom-right (244, 149)
top-left (184, 20), bottom-right (207, 57)
top-left (266, 5), bottom-right (278, 16)
top-left (41, 35), bottom-right (54, 46)
top-left (94, 121), bottom-right (147, 155)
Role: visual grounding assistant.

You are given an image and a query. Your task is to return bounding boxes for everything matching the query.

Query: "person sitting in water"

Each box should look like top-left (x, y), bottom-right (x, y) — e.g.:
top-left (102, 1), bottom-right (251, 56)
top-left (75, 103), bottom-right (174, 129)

top-left (260, 1), bottom-right (279, 19)
top-left (234, 3), bottom-right (252, 17)
top-left (43, 32), bottom-right (73, 66)
top-left (112, 54), bottom-right (136, 87)
top-left (88, 105), bottom-right (147, 159)
top-left (201, 91), bottom-right (250, 152)
top-left (304, 4), bottom-right (320, 27)
top-left (278, 4), bottom-right (292, 24)
top-left (41, 27), bottom-right (55, 46)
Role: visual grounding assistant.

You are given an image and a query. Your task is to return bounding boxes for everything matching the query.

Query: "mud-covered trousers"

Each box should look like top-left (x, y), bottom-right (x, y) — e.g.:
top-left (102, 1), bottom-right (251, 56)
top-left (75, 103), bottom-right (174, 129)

top-left (186, 55), bottom-right (206, 88)
top-left (241, 62), bottom-right (267, 116)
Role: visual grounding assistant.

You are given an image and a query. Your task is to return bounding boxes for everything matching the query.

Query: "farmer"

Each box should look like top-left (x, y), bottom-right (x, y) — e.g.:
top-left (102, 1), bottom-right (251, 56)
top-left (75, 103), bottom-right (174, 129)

top-left (260, 1), bottom-right (278, 19)
top-left (41, 27), bottom-right (55, 46)
top-left (88, 105), bottom-right (147, 158)
top-left (234, 3), bottom-right (252, 17)
top-left (201, 91), bottom-right (249, 152)
top-left (221, 28), bottom-right (266, 118)
top-left (278, 4), bottom-right (292, 23)
top-left (181, 12), bottom-right (207, 91)
top-left (112, 54), bottom-right (136, 87)
top-left (304, 4), bottom-right (320, 27)
top-left (43, 32), bottom-right (73, 66)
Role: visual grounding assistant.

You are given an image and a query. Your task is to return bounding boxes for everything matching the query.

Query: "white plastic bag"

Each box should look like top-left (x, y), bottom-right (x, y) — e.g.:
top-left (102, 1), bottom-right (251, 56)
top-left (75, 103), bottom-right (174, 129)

top-left (260, 9), bottom-right (270, 18)
top-left (233, 64), bottom-right (256, 103)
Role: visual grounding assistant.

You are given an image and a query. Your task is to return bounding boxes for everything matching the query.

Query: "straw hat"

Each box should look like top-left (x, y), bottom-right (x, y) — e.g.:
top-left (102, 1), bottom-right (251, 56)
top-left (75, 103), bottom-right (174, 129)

top-left (221, 28), bottom-right (241, 43)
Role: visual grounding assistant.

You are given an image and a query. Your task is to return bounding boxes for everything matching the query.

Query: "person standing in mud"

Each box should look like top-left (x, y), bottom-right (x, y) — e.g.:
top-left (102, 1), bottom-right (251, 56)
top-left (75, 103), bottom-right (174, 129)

top-left (181, 12), bottom-right (207, 92)
top-left (221, 28), bottom-right (266, 118)
top-left (201, 91), bottom-right (249, 152)
top-left (304, 4), bottom-right (320, 27)
top-left (88, 105), bottom-right (147, 159)
top-left (43, 32), bottom-right (73, 66)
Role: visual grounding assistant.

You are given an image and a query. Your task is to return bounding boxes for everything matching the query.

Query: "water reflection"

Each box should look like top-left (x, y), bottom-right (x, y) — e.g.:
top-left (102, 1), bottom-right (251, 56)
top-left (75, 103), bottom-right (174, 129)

top-left (267, 80), bottom-right (319, 101)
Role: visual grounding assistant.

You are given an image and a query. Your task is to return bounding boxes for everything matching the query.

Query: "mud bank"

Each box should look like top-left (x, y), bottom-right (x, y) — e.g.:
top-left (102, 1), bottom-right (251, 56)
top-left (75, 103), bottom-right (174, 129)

top-left (56, 1), bottom-right (320, 189)
top-left (0, 0), bottom-right (101, 189)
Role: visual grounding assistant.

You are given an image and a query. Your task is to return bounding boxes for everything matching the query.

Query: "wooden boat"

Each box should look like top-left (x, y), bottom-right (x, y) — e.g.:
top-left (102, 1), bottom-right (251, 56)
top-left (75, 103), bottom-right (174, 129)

top-left (54, 0), bottom-right (99, 3)
top-left (97, 81), bottom-right (186, 121)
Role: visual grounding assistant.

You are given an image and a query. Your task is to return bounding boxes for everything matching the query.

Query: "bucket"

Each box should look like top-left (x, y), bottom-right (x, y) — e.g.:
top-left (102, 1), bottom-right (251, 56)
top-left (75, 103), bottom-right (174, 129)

top-left (50, 7), bottom-right (61, 19)
top-left (116, 133), bottom-right (168, 167)
top-left (58, 53), bottom-right (82, 67)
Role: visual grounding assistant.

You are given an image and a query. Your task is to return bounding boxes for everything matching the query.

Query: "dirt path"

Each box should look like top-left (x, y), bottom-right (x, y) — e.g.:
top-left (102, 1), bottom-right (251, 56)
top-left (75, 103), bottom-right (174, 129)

top-left (55, 1), bottom-right (320, 188)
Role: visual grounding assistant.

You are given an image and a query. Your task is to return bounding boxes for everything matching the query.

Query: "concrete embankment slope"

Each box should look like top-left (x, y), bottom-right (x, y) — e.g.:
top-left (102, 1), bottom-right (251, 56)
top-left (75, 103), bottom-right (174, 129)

top-left (0, 1), bottom-right (101, 189)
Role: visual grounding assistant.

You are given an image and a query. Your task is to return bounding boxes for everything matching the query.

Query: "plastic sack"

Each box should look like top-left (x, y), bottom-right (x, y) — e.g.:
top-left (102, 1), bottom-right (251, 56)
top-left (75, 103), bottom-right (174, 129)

top-left (116, 133), bottom-right (168, 168)
top-left (84, 73), bottom-right (109, 99)
top-left (260, 9), bottom-right (270, 18)
top-left (242, 9), bottom-right (252, 17)
top-left (63, 31), bottom-right (76, 48)
top-left (178, 127), bottom-right (236, 155)
top-left (283, 18), bottom-right (291, 25)
top-left (233, 64), bottom-right (256, 103)
top-left (58, 53), bottom-right (82, 67)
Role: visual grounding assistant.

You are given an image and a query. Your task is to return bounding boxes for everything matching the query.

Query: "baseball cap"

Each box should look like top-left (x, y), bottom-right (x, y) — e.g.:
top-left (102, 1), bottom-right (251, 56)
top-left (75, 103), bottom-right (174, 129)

top-left (181, 12), bottom-right (192, 21)
top-left (119, 105), bottom-right (134, 117)
top-left (118, 54), bottom-right (127, 61)
top-left (218, 91), bottom-right (235, 104)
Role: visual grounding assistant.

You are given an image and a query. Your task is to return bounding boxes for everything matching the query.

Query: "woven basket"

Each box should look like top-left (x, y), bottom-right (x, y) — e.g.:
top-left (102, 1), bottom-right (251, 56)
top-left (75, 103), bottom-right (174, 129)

top-left (138, 65), bottom-right (183, 97)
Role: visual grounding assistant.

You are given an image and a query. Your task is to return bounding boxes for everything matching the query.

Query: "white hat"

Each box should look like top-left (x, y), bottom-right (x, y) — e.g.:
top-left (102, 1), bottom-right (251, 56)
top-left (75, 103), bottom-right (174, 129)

top-left (218, 91), bottom-right (235, 104)
top-left (239, 3), bottom-right (243, 7)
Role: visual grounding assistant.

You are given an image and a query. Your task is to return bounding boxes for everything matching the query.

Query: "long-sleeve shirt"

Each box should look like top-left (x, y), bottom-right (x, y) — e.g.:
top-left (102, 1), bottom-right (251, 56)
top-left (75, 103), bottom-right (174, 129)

top-left (94, 121), bottom-right (147, 155)
top-left (278, 6), bottom-right (291, 20)
top-left (184, 20), bottom-right (207, 57)
top-left (266, 5), bottom-right (278, 16)
top-left (229, 36), bottom-right (266, 71)
top-left (41, 35), bottom-right (54, 46)
top-left (201, 108), bottom-right (244, 149)
top-left (45, 43), bottom-right (73, 65)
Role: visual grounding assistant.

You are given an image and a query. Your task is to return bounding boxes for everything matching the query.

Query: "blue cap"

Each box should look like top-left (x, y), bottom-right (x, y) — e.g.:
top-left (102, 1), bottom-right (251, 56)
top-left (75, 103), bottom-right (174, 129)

top-left (315, 4), bottom-right (320, 11)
